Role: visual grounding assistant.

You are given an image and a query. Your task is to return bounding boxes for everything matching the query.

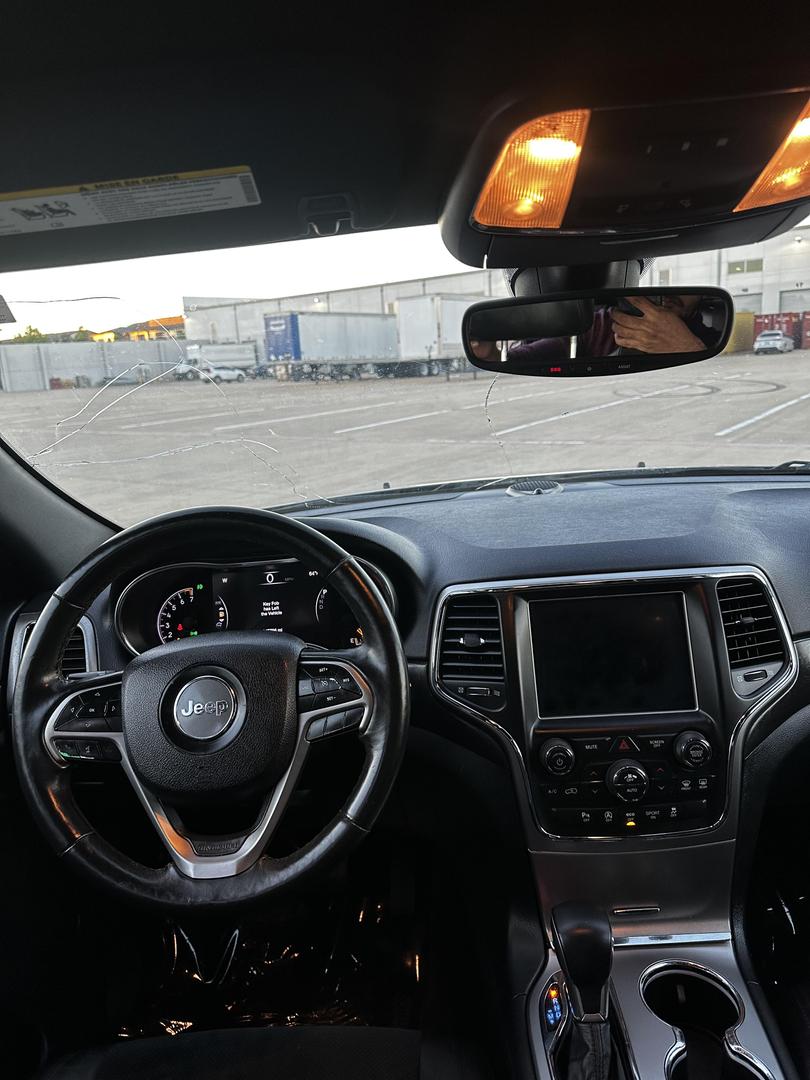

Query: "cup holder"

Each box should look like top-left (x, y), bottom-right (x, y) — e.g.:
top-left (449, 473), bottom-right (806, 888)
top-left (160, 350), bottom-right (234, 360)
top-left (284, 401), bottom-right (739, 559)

top-left (641, 962), bottom-right (771, 1079)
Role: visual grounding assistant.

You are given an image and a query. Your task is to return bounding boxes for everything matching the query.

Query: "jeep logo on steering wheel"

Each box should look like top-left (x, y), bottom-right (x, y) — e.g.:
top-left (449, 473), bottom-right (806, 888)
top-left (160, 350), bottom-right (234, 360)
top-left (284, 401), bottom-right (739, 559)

top-left (173, 676), bottom-right (236, 740)
top-left (180, 698), bottom-right (229, 717)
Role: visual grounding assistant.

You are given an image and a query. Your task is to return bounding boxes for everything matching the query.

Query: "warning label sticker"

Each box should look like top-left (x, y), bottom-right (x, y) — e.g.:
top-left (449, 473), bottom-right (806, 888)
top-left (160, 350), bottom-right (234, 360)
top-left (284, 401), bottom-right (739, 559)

top-left (0, 167), bottom-right (260, 237)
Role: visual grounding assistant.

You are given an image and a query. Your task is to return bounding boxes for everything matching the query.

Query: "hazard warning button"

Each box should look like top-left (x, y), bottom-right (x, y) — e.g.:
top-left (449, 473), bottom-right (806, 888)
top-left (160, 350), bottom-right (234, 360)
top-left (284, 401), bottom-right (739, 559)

top-left (609, 736), bottom-right (640, 755)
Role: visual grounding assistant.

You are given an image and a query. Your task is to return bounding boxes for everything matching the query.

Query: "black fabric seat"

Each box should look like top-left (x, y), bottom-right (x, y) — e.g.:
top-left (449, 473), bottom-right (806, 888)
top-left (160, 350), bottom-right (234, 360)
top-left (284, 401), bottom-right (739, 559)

top-left (42, 1026), bottom-right (422, 1080)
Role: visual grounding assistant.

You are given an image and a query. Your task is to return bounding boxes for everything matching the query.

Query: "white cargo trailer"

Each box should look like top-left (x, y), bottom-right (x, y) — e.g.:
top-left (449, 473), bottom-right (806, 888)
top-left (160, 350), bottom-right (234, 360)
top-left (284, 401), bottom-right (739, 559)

top-left (396, 293), bottom-right (481, 374)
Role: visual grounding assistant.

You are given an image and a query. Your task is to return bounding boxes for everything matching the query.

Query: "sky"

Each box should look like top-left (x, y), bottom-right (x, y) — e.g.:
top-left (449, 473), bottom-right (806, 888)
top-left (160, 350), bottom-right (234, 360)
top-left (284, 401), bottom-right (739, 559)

top-left (0, 225), bottom-right (470, 339)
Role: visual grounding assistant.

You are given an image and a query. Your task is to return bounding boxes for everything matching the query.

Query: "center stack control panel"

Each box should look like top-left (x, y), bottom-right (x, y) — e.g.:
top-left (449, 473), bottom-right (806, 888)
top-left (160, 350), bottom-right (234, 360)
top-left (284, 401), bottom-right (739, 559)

top-left (532, 723), bottom-right (722, 836)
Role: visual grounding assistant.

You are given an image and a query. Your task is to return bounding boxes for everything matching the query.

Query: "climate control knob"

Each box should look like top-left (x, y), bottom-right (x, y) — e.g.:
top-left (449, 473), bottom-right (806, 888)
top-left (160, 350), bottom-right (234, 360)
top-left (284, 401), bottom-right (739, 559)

top-left (606, 759), bottom-right (649, 803)
top-left (673, 731), bottom-right (712, 769)
top-left (540, 739), bottom-right (576, 777)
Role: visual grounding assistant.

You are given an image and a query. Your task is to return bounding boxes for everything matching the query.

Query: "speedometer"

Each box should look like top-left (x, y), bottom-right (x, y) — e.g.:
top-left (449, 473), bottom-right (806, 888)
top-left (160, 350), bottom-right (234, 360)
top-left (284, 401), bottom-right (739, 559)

top-left (157, 587), bottom-right (204, 643)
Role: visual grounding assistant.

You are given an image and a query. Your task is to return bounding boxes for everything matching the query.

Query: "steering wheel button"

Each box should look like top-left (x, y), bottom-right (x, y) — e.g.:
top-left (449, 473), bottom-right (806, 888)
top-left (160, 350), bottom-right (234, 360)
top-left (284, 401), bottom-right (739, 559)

top-left (57, 713), bottom-right (109, 732)
top-left (342, 708), bottom-right (363, 730)
top-left (324, 712), bottom-right (347, 735)
top-left (332, 687), bottom-right (360, 704)
top-left (306, 717), bottom-right (327, 741)
top-left (76, 702), bottom-right (103, 719)
top-left (100, 741), bottom-right (122, 762)
top-left (53, 738), bottom-right (79, 758)
top-left (311, 676), bottom-right (340, 694)
top-left (304, 664), bottom-right (335, 679)
top-left (313, 690), bottom-right (343, 709)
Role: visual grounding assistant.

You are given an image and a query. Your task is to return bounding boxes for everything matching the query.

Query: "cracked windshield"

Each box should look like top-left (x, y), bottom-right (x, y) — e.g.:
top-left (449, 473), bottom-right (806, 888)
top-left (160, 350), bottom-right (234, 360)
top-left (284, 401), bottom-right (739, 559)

top-left (1, 220), bottom-right (810, 525)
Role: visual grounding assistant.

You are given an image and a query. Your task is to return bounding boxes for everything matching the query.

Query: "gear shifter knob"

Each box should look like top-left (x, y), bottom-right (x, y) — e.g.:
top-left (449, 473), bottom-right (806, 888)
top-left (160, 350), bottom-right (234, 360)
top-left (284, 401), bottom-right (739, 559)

top-left (551, 901), bottom-right (613, 1022)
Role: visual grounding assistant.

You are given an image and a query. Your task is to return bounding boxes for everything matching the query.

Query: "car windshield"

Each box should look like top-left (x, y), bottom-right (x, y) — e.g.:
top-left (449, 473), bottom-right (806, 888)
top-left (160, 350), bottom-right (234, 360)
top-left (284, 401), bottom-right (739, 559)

top-left (0, 221), bottom-right (809, 525)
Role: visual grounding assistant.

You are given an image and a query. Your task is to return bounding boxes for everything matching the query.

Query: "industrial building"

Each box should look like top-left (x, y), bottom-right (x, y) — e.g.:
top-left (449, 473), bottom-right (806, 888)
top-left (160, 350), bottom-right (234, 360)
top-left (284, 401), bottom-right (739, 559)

top-left (183, 270), bottom-right (510, 348)
top-left (184, 218), bottom-right (810, 351)
top-left (634, 218), bottom-right (810, 314)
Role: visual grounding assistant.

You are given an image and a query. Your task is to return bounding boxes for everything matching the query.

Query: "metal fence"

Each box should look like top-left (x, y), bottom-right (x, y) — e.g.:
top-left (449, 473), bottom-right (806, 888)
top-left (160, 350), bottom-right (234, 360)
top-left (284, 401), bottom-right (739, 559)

top-left (0, 339), bottom-right (186, 393)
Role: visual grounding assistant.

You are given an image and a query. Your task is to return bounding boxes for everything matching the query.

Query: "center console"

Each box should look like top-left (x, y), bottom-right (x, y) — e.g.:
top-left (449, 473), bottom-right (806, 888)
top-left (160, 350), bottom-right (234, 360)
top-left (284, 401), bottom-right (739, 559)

top-left (433, 569), bottom-right (791, 843)
top-left (519, 584), bottom-right (731, 839)
top-left (431, 565), bottom-right (798, 1080)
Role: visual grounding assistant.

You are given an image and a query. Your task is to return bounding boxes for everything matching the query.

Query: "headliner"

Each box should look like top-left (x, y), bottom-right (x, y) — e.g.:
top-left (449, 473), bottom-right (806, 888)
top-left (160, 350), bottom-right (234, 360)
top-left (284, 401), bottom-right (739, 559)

top-left (1, 7), bottom-right (808, 271)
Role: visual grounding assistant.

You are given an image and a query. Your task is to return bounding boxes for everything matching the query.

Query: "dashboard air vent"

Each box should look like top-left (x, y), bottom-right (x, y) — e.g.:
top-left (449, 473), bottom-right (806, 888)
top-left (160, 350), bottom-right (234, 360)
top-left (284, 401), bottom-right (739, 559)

top-left (60, 627), bottom-right (89, 675)
top-left (717, 578), bottom-right (785, 669)
top-left (438, 594), bottom-right (505, 706)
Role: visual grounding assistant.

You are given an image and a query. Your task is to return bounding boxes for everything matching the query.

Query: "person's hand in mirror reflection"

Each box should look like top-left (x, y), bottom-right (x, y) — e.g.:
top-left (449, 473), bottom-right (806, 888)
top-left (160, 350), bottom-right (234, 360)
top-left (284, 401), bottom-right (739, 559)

top-left (469, 339), bottom-right (501, 362)
top-left (610, 296), bottom-right (712, 353)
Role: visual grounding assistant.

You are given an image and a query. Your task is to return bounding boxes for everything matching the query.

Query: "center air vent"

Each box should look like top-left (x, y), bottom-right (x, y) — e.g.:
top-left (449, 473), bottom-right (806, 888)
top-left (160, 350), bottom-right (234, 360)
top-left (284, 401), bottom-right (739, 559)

top-left (717, 577), bottom-right (786, 691)
top-left (437, 594), bottom-right (505, 708)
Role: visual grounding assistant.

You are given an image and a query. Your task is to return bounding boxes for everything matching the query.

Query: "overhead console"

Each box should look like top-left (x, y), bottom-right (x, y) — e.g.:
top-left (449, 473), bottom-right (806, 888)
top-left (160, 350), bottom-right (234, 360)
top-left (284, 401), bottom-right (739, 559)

top-left (431, 568), bottom-right (794, 840)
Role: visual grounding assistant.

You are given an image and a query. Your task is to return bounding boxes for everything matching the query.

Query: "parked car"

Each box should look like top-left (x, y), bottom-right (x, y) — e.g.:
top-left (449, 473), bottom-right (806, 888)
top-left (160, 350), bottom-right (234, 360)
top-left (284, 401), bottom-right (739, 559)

top-left (205, 363), bottom-right (245, 384)
top-left (172, 361), bottom-right (200, 381)
top-left (754, 330), bottom-right (795, 355)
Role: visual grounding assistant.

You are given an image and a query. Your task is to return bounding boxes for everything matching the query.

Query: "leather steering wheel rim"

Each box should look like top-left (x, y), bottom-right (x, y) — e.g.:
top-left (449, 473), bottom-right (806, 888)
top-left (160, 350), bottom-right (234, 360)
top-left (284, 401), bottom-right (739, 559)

top-left (11, 507), bottom-right (410, 909)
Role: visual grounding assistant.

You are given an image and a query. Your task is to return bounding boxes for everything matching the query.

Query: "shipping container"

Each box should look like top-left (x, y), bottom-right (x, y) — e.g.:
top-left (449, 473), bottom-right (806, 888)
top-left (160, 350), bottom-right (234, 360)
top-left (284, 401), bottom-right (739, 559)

top-left (397, 294), bottom-right (482, 363)
top-left (264, 312), bottom-right (397, 365)
top-left (185, 342), bottom-right (258, 369)
top-left (753, 312), bottom-right (803, 347)
top-left (723, 311), bottom-right (755, 354)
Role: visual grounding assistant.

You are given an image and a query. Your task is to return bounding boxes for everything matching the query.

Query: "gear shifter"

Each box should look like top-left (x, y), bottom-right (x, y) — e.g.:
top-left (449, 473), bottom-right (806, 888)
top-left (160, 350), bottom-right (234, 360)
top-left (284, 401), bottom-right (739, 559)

top-left (551, 901), bottom-right (613, 1021)
top-left (550, 902), bottom-right (617, 1080)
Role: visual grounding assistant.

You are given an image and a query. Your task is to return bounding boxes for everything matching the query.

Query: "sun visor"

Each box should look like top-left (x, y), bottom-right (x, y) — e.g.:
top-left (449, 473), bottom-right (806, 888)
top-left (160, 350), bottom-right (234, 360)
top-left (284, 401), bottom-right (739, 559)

top-left (441, 89), bottom-right (810, 267)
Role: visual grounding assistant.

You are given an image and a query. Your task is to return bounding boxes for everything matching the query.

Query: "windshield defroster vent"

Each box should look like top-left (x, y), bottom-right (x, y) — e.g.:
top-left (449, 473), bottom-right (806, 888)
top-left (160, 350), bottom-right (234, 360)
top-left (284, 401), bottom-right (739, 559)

top-left (717, 577), bottom-right (786, 693)
top-left (437, 594), bottom-right (505, 709)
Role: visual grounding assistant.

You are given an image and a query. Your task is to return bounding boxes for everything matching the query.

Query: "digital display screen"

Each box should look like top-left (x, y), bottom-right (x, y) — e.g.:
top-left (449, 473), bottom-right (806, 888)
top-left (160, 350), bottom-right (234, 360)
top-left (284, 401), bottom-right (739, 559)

top-left (213, 563), bottom-right (316, 635)
top-left (530, 593), bottom-right (695, 717)
top-left (152, 561), bottom-right (363, 649)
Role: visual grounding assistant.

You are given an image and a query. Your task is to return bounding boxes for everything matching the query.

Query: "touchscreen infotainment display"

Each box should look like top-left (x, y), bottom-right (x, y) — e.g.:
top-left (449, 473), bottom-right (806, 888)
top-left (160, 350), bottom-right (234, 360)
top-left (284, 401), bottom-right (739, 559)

top-left (530, 593), bottom-right (695, 717)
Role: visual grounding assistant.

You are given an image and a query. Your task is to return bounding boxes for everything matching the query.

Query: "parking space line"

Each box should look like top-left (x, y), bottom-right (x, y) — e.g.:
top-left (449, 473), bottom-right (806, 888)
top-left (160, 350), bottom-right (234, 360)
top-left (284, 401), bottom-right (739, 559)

top-left (120, 409), bottom-right (252, 430)
top-left (335, 409), bottom-right (449, 434)
top-left (460, 388), bottom-right (564, 410)
top-left (214, 401), bottom-right (401, 432)
top-left (714, 391), bottom-right (810, 437)
top-left (495, 384), bottom-right (690, 436)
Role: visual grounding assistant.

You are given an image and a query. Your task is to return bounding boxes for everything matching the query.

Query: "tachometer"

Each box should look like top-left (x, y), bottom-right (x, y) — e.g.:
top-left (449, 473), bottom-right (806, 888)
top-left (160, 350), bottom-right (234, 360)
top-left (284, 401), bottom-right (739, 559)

top-left (157, 587), bottom-right (204, 643)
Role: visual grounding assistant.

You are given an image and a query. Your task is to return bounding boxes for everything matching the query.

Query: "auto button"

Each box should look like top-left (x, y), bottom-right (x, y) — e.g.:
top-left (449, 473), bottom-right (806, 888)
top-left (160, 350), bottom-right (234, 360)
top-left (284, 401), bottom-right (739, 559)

top-left (605, 759), bottom-right (649, 803)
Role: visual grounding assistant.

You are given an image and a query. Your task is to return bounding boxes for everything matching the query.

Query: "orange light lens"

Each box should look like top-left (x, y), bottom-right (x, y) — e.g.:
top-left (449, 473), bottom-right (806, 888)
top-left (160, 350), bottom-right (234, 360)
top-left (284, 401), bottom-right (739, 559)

top-left (735, 98), bottom-right (810, 212)
top-left (473, 109), bottom-right (591, 229)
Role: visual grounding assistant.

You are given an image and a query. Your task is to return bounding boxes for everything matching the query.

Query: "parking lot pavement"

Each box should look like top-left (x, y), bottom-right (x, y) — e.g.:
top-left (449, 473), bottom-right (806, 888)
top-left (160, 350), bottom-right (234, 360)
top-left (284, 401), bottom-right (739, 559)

top-left (1, 351), bottom-right (809, 524)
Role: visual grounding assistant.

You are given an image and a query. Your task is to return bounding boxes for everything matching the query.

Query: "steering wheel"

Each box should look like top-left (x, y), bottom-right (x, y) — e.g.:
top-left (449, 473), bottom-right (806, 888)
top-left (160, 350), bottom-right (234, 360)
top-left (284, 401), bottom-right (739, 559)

top-left (11, 508), bottom-right (409, 908)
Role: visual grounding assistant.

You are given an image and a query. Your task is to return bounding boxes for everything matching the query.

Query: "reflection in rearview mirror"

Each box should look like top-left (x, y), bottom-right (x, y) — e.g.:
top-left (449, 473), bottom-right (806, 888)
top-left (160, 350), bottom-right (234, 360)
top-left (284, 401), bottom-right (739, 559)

top-left (463, 287), bottom-right (734, 377)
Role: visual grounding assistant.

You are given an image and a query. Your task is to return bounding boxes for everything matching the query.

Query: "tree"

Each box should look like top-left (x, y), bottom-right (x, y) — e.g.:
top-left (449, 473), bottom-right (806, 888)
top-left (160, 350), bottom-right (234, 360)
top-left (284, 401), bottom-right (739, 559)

top-left (10, 325), bottom-right (47, 343)
top-left (72, 326), bottom-right (93, 341)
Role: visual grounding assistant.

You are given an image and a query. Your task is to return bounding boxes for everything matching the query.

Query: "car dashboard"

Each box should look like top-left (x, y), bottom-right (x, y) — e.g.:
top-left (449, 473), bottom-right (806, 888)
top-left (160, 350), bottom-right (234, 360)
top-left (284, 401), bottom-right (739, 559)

top-left (8, 472), bottom-right (810, 1080)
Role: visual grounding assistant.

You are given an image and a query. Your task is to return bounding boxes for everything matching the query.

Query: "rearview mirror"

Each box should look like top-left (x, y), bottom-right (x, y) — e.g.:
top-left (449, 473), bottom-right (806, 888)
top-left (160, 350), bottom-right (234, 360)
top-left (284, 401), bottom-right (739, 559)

top-left (462, 287), bottom-right (733, 377)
